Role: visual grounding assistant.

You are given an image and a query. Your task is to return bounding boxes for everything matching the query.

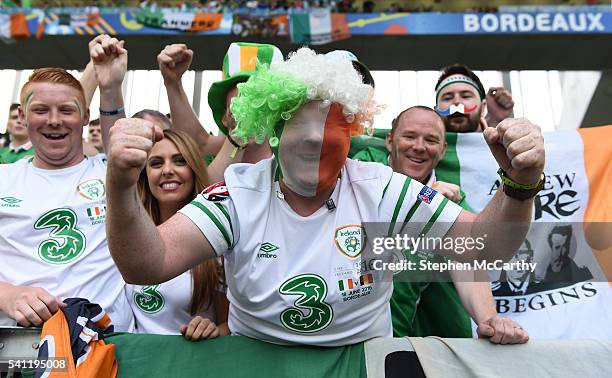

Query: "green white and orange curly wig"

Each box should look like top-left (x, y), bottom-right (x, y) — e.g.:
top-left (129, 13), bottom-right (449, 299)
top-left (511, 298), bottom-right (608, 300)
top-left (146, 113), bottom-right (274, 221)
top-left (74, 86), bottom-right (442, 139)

top-left (230, 47), bottom-right (379, 147)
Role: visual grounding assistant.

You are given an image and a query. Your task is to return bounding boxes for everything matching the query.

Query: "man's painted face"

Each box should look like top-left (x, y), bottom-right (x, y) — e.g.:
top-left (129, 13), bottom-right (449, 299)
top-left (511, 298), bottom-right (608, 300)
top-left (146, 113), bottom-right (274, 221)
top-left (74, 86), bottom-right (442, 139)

top-left (387, 109), bottom-right (446, 184)
top-left (436, 81), bottom-right (483, 133)
top-left (277, 101), bottom-right (352, 197)
top-left (22, 82), bottom-right (89, 169)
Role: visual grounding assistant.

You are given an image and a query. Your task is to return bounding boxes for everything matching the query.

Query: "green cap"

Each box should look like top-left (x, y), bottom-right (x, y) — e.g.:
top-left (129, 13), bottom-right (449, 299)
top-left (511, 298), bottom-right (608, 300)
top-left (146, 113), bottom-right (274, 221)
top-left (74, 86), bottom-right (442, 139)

top-left (207, 42), bottom-right (283, 135)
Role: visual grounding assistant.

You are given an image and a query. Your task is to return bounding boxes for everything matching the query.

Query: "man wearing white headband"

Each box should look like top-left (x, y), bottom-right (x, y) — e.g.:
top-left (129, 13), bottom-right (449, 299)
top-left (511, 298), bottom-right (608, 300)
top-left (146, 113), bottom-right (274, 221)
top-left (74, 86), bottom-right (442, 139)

top-left (105, 48), bottom-right (543, 346)
top-left (435, 64), bottom-right (514, 132)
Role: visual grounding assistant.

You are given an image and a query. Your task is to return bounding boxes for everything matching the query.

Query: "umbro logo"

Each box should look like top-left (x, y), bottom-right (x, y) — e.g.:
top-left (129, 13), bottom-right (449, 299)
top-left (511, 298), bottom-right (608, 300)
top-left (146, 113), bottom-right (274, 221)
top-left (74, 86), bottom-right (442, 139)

top-left (257, 242), bottom-right (279, 259)
top-left (0, 196), bottom-right (22, 207)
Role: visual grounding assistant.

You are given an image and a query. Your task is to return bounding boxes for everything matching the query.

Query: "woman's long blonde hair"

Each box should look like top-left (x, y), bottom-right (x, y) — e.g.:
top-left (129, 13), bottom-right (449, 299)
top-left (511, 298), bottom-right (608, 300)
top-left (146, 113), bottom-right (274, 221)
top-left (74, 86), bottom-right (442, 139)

top-left (137, 129), bottom-right (220, 315)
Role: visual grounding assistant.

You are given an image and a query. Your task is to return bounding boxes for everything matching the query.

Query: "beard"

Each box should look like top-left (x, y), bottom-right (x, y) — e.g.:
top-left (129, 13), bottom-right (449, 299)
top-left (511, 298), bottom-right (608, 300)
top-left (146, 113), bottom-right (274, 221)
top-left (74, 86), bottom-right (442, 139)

top-left (444, 112), bottom-right (481, 133)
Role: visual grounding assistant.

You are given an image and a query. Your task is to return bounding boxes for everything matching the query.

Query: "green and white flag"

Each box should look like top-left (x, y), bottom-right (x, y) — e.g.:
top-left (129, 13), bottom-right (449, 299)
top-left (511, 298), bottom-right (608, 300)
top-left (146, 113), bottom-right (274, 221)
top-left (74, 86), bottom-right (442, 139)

top-left (136, 8), bottom-right (195, 31)
top-left (289, 9), bottom-right (350, 45)
top-left (436, 127), bottom-right (612, 339)
top-left (351, 126), bottom-right (612, 339)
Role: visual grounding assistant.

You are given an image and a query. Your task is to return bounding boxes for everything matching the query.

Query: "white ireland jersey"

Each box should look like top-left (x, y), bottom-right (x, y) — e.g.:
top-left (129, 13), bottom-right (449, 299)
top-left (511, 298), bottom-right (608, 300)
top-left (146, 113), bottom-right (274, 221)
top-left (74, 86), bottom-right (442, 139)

top-left (127, 272), bottom-right (216, 335)
top-left (0, 155), bottom-right (134, 331)
top-left (179, 158), bottom-right (462, 346)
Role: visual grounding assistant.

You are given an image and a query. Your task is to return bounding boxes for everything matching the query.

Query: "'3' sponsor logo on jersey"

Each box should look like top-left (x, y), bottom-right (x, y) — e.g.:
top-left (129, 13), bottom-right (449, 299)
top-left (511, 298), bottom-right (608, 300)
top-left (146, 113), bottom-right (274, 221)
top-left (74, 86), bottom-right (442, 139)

top-left (34, 208), bottom-right (86, 264)
top-left (279, 274), bottom-right (333, 333)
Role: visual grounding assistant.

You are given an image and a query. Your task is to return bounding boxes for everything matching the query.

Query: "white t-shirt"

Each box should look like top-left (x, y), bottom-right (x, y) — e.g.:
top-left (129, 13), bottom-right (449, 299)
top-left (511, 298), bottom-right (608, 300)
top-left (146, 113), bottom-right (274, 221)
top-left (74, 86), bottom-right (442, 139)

top-left (0, 155), bottom-right (134, 331)
top-left (179, 158), bottom-right (461, 346)
top-left (127, 272), bottom-right (217, 335)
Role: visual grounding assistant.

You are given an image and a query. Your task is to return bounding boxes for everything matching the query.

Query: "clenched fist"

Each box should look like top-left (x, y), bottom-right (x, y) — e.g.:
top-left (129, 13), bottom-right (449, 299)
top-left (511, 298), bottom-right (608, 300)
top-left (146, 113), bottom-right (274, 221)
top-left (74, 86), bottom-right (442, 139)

top-left (89, 34), bottom-right (127, 91)
top-left (483, 117), bottom-right (545, 186)
top-left (158, 44), bottom-right (194, 84)
top-left (107, 118), bottom-right (164, 190)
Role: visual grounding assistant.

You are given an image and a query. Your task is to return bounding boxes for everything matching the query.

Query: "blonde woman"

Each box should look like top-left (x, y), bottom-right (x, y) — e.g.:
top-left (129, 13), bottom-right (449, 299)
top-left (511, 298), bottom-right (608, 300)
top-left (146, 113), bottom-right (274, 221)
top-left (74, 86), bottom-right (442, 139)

top-left (126, 129), bottom-right (229, 340)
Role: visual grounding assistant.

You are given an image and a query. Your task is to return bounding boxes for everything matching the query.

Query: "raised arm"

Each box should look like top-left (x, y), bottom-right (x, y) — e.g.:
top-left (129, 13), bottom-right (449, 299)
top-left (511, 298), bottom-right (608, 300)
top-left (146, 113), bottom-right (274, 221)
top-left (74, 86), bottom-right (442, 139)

top-left (447, 117), bottom-right (545, 262)
top-left (106, 118), bottom-right (217, 284)
top-left (79, 59), bottom-right (97, 109)
top-left (89, 34), bottom-right (127, 152)
top-left (207, 137), bottom-right (245, 182)
top-left (485, 87), bottom-right (514, 128)
top-left (158, 44), bottom-right (225, 156)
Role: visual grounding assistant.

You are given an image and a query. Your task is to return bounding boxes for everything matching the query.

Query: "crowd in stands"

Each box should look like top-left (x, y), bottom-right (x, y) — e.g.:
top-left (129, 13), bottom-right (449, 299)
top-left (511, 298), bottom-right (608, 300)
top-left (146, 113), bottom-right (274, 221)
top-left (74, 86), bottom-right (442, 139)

top-left (2, 0), bottom-right (608, 12)
top-left (0, 34), bottom-right (608, 372)
top-left (0, 0), bottom-right (503, 12)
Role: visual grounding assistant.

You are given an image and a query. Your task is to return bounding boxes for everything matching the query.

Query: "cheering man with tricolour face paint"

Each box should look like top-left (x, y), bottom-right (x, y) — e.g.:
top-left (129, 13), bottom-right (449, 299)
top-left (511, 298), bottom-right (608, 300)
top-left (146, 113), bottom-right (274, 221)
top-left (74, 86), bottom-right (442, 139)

top-left (435, 64), bottom-right (515, 132)
top-left (106, 48), bottom-right (543, 346)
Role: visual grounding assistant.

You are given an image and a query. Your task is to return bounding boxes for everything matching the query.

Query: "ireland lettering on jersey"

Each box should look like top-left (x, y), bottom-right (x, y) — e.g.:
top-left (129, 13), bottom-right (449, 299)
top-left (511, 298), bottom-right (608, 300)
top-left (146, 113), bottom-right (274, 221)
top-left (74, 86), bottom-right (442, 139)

top-left (279, 274), bottom-right (333, 333)
top-left (134, 285), bottom-right (165, 314)
top-left (34, 208), bottom-right (86, 264)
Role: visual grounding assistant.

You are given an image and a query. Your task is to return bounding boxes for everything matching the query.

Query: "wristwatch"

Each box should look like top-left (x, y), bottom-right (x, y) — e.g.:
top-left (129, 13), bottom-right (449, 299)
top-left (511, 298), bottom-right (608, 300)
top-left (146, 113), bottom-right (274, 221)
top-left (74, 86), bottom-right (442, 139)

top-left (497, 168), bottom-right (545, 201)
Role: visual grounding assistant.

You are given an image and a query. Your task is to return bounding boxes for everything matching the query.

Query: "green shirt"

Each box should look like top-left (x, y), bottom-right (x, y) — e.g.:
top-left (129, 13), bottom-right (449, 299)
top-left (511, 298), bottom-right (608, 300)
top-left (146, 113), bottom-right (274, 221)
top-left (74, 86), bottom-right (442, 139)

top-left (351, 137), bottom-right (473, 338)
top-left (390, 197), bottom-right (473, 338)
top-left (0, 144), bottom-right (35, 164)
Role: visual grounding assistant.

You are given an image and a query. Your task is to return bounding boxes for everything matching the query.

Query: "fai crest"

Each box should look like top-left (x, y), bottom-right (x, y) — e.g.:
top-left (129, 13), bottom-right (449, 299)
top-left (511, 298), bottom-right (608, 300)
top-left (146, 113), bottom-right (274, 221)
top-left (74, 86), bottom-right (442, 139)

top-left (334, 225), bottom-right (366, 258)
top-left (202, 181), bottom-right (230, 202)
top-left (77, 179), bottom-right (106, 200)
top-left (418, 186), bottom-right (437, 204)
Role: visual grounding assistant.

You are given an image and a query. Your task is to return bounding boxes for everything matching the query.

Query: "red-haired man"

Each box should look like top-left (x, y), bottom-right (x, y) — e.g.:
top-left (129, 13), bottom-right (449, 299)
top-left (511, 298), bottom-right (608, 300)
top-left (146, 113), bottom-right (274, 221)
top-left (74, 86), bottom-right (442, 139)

top-left (0, 35), bottom-right (134, 331)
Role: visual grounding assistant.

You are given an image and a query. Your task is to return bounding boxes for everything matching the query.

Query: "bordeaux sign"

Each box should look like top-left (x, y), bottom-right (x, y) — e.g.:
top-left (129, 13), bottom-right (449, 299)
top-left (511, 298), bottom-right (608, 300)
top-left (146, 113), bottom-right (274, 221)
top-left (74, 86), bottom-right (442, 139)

top-left (464, 12), bottom-right (605, 33)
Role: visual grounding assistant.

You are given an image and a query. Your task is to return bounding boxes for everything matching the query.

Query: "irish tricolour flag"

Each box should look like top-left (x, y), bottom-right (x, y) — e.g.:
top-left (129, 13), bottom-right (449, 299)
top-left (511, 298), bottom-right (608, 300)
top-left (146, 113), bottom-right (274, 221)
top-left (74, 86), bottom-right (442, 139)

top-left (434, 125), bottom-right (612, 339)
top-left (437, 126), bottom-right (610, 225)
top-left (289, 9), bottom-right (350, 45)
